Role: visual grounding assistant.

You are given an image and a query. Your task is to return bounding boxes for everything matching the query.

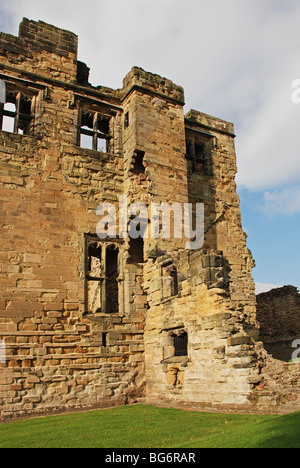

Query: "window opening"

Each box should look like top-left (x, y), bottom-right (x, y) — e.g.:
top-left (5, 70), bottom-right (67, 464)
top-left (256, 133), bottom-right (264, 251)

top-left (186, 138), bottom-right (209, 175)
top-left (86, 243), bottom-right (102, 314)
top-left (79, 111), bottom-right (111, 152)
top-left (0, 92), bottom-right (33, 135)
top-left (194, 142), bottom-right (206, 174)
top-left (131, 151), bottom-right (145, 175)
top-left (102, 332), bottom-right (108, 347)
top-left (162, 262), bottom-right (178, 299)
top-left (85, 238), bottom-right (120, 315)
top-left (124, 111), bottom-right (129, 129)
top-left (106, 245), bottom-right (119, 314)
top-left (173, 332), bottom-right (188, 357)
top-left (128, 237), bottom-right (144, 264)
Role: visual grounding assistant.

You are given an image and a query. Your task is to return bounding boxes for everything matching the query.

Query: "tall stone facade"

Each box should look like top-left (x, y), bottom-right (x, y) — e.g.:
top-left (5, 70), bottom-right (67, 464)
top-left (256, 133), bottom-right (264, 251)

top-left (0, 19), bottom-right (297, 420)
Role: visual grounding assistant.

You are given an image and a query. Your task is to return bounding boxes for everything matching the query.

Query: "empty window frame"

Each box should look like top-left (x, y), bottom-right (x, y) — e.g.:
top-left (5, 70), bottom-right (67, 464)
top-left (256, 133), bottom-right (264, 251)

top-left (0, 91), bottom-right (33, 135)
top-left (173, 331), bottom-right (188, 357)
top-left (186, 136), bottom-right (212, 176)
top-left (85, 239), bottom-right (119, 314)
top-left (79, 110), bottom-right (111, 152)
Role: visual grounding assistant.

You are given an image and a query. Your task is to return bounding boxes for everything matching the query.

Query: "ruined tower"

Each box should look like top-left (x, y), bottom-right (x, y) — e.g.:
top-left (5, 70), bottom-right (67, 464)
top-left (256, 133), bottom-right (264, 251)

top-left (0, 19), bottom-right (263, 420)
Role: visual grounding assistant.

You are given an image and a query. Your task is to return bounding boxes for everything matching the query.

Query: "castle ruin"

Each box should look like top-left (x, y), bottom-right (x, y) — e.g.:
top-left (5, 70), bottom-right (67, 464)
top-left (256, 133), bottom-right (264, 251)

top-left (0, 19), bottom-right (300, 420)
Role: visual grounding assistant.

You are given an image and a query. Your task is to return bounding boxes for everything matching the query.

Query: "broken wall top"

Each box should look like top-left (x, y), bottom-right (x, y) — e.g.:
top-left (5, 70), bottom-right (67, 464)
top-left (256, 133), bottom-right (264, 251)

top-left (0, 18), bottom-right (78, 82)
top-left (121, 66), bottom-right (185, 105)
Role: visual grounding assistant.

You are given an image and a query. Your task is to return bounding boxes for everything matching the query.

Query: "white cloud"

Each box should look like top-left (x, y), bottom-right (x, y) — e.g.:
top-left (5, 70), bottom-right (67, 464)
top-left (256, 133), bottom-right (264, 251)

top-left (261, 185), bottom-right (300, 216)
top-left (2, 0), bottom-right (300, 193)
top-left (255, 282), bottom-right (282, 295)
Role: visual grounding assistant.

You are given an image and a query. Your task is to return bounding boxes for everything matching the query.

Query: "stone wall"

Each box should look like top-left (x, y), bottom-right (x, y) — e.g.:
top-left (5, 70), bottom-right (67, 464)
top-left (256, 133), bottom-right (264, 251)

top-left (144, 249), bottom-right (261, 407)
top-left (257, 286), bottom-right (300, 361)
top-left (1, 18), bottom-right (295, 420)
top-left (0, 20), bottom-right (145, 420)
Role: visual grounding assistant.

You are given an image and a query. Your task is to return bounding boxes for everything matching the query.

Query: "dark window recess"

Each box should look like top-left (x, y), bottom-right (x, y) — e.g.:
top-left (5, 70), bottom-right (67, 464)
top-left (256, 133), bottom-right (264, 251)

top-left (131, 151), bottom-right (145, 175)
top-left (79, 111), bottom-right (111, 152)
top-left (102, 332), bottom-right (108, 347)
top-left (106, 245), bottom-right (119, 314)
top-left (169, 266), bottom-right (178, 296)
top-left (186, 139), bottom-right (210, 176)
top-left (124, 111), bottom-right (129, 129)
top-left (162, 263), bottom-right (179, 299)
top-left (128, 237), bottom-right (144, 264)
top-left (0, 92), bottom-right (33, 135)
top-left (173, 332), bottom-right (188, 357)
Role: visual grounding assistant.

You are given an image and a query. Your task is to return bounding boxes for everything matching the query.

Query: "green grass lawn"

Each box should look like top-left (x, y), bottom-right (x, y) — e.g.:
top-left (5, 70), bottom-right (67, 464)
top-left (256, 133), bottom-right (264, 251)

top-left (0, 404), bottom-right (300, 448)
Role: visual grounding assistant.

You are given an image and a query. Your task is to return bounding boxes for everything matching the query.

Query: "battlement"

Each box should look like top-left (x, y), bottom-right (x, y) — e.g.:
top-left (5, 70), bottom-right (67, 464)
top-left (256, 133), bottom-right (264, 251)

top-left (19, 18), bottom-right (78, 58)
top-left (0, 18), bottom-right (78, 82)
top-left (185, 109), bottom-right (235, 137)
top-left (122, 66), bottom-right (185, 105)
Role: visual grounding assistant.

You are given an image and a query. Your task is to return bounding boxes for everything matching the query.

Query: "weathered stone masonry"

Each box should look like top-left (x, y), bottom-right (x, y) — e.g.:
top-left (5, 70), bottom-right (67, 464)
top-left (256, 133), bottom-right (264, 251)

top-left (0, 19), bottom-right (300, 420)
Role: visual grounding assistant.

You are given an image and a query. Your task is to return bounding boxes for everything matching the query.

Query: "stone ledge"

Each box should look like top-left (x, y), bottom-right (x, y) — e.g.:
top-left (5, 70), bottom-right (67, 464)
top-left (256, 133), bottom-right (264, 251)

top-left (160, 356), bottom-right (190, 365)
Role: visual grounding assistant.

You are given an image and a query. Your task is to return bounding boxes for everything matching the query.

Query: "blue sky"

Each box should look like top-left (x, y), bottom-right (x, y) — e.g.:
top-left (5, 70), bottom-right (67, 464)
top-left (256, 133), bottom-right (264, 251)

top-left (0, 0), bottom-right (299, 293)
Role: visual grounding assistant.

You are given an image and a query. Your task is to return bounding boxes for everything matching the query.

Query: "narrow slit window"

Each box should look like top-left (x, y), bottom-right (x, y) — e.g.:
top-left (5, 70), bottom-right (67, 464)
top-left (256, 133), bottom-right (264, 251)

top-left (105, 245), bottom-right (119, 314)
top-left (124, 111), bottom-right (129, 129)
top-left (102, 332), bottom-right (108, 347)
top-left (162, 263), bottom-right (178, 299)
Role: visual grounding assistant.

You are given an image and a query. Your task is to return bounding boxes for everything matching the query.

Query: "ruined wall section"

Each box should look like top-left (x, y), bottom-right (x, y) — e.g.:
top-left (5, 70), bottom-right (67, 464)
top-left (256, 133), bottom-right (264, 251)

top-left (119, 81), bottom-right (262, 408)
top-left (144, 248), bottom-right (262, 408)
top-left (0, 18), bottom-right (78, 83)
top-left (257, 286), bottom-right (300, 361)
top-left (185, 110), bottom-right (257, 336)
top-left (0, 20), bottom-right (145, 420)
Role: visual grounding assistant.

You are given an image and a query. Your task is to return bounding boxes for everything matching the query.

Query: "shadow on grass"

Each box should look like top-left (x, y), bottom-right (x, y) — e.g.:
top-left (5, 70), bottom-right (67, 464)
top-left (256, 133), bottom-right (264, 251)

top-left (251, 411), bottom-right (300, 448)
top-left (182, 411), bottom-right (300, 448)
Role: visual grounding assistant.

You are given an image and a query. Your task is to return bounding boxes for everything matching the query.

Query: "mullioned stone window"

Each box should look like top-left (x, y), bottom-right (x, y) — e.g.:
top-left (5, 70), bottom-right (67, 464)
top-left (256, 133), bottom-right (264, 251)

top-left (85, 237), bottom-right (120, 314)
top-left (0, 91), bottom-right (34, 135)
top-left (79, 110), bottom-right (112, 152)
top-left (0, 74), bottom-right (50, 138)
